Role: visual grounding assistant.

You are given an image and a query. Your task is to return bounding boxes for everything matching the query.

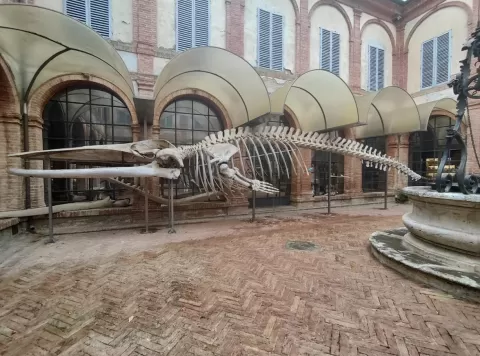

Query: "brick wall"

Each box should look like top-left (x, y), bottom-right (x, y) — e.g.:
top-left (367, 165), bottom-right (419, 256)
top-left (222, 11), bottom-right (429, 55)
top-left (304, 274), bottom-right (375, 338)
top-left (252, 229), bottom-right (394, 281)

top-left (0, 60), bottom-right (23, 212)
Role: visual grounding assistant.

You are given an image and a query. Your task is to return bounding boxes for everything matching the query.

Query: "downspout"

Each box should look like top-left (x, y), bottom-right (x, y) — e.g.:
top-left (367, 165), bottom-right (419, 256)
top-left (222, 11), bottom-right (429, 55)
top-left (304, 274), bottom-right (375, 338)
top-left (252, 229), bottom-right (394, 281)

top-left (22, 100), bottom-right (31, 211)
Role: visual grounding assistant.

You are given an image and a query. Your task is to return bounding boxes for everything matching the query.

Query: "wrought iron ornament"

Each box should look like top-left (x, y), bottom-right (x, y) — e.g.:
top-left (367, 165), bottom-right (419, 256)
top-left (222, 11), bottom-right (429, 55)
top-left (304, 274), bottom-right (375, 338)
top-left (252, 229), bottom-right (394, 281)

top-left (437, 25), bottom-right (480, 194)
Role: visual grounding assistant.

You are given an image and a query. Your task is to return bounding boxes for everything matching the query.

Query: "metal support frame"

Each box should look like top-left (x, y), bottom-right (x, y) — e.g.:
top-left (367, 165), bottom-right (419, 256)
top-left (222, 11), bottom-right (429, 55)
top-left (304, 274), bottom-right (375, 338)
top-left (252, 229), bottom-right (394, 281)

top-left (251, 190), bottom-right (256, 222)
top-left (327, 151), bottom-right (332, 214)
top-left (143, 119), bottom-right (149, 234)
top-left (168, 179), bottom-right (176, 234)
top-left (45, 158), bottom-right (55, 244)
top-left (383, 140), bottom-right (389, 210)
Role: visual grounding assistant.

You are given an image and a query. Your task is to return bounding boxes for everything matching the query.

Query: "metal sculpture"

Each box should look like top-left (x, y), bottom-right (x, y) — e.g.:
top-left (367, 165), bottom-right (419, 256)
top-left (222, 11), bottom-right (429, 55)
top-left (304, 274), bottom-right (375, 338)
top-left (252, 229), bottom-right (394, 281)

top-left (439, 25), bottom-right (480, 194)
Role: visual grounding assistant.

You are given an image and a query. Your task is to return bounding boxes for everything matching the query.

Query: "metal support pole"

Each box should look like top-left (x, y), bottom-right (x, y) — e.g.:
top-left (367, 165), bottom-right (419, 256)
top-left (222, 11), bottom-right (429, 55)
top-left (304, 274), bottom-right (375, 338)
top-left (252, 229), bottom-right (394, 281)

top-left (383, 169), bottom-right (388, 210)
top-left (328, 151), bottom-right (332, 214)
top-left (143, 119), bottom-right (149, 234)
top-left (46, 158), bottom-right (55, 244)
top-left (168, 179), bottom-right (176, 233)
top-left (251, 190), bottom-right (256, 222)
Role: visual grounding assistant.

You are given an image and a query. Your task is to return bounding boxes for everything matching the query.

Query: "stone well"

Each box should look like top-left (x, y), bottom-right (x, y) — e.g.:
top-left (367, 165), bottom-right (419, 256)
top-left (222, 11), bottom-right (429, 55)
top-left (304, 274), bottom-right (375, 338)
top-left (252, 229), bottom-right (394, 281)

top-left (370, 186), bottom-right (480, 301)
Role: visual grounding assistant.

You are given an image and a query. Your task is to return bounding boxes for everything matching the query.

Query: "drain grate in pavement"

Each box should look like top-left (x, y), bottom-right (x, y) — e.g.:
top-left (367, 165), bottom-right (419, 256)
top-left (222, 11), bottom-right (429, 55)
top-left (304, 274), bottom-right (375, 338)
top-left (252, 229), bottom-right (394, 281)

top-left (286, 241), bottom-right (318, 251)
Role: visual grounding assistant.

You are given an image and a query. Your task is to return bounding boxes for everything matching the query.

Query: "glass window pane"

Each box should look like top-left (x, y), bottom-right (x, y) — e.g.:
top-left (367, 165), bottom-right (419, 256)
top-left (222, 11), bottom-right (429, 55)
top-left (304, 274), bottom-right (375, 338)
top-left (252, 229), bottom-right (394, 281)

top-left (209, 118), bottom-right (221, 131)
top-left (176, 113), bottom-right (192, 129)
top-left (91, 105), bottom-right (112, 124)
top-left (112, 96), bottom-right (126, 107)
top-left (113, 107), bottom-right (131, 125)
top-left (193, 115), bottom-right (208, 130)
top-left (194, 131), bottom-right (209, 143)
top-left (176, 100), bottom-right (193, 114)
top-left (193, 101), bottom-right (209, 115)
top-left (114, 126), bottom-right (132, 143)
top-left (67, 88), bottom-right (90, 104)
top-left (67, 103), bottom-right (88, 122)
top-left (176, 130), bottom-right (193, 145)
top-left (164, 102), bottom-right (175, 112)
top-left (91, 89), bottom-right (112, 106)
top-left (160, 129), bottom-right (176, 144)
top-left (160, 112), bottom-right (175, 128)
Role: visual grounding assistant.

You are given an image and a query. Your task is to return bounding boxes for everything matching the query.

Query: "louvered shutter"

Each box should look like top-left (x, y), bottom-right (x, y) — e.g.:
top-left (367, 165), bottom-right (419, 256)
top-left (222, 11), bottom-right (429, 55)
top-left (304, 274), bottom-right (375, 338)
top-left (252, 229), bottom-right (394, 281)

top-left (377, 48), bottom-right (385, 90)
top-left (271, 13), bottom-right (283, 71)
top-left (421, 39), bottom-right (434, 89)
top-left (66, 0), bottom-right (87, 24)
top-left (436, 32), bottom-right (450, 84)
top-left (258, 9), bottom-right (271, 68)
top-left (368, 46), bottom-right (377, 91)
top-left (331, 32), bottom-right (340, 76)
top-left (90, 0), bottom-right (110, 37)
top-left (320, 28), bottom-right (331, 71)
top-left (177, 0), bottom-right (193, 51)
top-left (194, 0), bottom-right (209, 47)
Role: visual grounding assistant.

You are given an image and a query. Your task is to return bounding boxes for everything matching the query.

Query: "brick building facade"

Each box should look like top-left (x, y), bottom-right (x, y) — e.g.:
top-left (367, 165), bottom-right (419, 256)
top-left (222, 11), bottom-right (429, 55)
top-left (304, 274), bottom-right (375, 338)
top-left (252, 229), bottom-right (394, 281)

top-left (0, 0), bottom-right (479, 224)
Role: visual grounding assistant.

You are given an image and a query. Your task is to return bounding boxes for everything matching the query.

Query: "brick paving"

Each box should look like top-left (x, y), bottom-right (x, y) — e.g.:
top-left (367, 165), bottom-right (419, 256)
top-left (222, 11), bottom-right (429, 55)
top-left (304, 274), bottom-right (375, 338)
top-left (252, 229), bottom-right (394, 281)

top-left (0, 214), bottom-right (479, 355)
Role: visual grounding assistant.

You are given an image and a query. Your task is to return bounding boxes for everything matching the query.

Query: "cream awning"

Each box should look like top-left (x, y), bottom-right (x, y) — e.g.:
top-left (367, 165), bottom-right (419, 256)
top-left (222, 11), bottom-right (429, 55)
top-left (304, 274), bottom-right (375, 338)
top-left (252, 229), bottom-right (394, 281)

top-left (154, 47), bottom-right (271, 127)
top-left (0, 4), bottom-right (134, 102)
top-left (270, 70), bottom-right (360, 132)
top-left (416, 98), bottom-right (462, 130)
top-left (354, 87), bottom-right (421, 139)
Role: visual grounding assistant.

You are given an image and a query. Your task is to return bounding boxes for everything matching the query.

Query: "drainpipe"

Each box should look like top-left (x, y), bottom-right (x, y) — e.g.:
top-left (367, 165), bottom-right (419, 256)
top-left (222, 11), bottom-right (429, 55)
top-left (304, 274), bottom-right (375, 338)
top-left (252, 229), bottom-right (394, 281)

top-left (22, 100), bottom-right (31, 211)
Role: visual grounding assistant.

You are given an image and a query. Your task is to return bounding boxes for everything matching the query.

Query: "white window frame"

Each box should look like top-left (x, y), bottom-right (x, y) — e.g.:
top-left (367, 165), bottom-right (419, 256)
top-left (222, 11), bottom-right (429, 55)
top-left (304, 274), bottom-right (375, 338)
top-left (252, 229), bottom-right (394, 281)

top-left (420, 30), bottom-right (452, 90)
top-left (367, 43), bottom-right (385, 92)
top-left (175, 0), bottom-right (211, 52)
top-left (319, 27), bottom-right (340, 76)
top-left (64, 0), bottom-right (112, 38)
top-left (257, 8), bottom-right (284, 71)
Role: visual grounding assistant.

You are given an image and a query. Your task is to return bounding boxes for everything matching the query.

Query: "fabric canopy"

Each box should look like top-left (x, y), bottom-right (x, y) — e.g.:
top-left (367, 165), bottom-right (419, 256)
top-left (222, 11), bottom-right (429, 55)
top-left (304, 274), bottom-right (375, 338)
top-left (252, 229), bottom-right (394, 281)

top-left (270, 70), bottom-right (360, 132)
top-left (154, 46), bottom-right (271, 128)
top-left (0, 4), bottom-right (134, 102)
top-left (354, 87), bottom-right (421, 139)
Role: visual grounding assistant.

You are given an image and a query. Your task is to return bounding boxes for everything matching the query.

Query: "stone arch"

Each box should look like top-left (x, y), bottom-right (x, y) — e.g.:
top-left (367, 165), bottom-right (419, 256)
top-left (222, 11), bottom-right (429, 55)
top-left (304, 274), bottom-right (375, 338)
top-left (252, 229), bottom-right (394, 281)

top-left (27, 74), bottom-right (139, 130)
top-left (284, 105), bottom-right (301, 129)
top-left (405, 2), bottom-right (474, 50)
top-left (361, 19), bottom-right (395, 49)
top-left (308, 0), bottom-right (353, 40)
top-left (154, 88), bottom-right (233, 139)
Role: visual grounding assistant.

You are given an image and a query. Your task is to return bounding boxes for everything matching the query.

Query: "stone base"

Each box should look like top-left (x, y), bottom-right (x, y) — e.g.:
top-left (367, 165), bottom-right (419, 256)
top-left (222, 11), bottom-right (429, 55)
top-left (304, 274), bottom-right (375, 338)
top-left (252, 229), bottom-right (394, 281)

top-left (370, 228), bottom-right (480, 302)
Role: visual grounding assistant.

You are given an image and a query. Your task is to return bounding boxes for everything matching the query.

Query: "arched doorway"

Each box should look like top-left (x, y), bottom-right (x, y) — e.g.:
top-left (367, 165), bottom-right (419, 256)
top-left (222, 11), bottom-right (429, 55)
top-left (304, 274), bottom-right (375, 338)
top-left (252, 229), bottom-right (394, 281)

top-left (43, 85), bottom-right (133, 204)
top-left (362, 135), bottom-right (387, 192)
top-left (158, 98), bottom-right (224, 199)
top-left (246, 115), bottom-right (292, 208)
top-left (311, 131), bottom-right (345, 196)
top-left (409, 115), bottom-right (461, 185)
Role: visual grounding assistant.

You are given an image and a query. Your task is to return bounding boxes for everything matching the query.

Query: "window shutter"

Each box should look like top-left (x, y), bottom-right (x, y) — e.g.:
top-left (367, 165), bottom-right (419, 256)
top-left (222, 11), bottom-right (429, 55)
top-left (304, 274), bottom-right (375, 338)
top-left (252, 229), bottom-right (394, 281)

top-left (177, 0), bottom-right (193, 51)
top-left (368, 46), bottom-right (377, 91)
top-left (194, 0), bottom-right (209, 47)
top-left (320, 28), bottom-right (331, 71)
top-left (258, 9), bottom-right (271, 68)
top-left (377, 48), bottom-right (384, 90)
top-left (90, 0), bottom-right (110, 38)
top-left (271, 13), bottom-right (283, 71)
top-left (421, 39), bottom-right (434, 89)
top-left (436, 32), bottom-right (450, 84)
top-left (66, 0), bottom-right (87, 24)
top-left (331, 32), bottom-right (340, 76)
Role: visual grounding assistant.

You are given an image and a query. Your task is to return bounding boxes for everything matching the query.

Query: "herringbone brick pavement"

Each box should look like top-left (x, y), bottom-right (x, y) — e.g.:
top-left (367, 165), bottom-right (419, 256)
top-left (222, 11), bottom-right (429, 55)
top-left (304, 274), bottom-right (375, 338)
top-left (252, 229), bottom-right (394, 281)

top-left (0, 214), bottom-right (479, 355)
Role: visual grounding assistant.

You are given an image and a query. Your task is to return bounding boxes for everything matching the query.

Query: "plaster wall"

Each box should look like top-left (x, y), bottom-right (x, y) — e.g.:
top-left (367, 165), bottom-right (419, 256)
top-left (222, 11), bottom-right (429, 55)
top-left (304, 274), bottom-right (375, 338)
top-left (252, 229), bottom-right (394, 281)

top-left (153, 57), bottom-right (170, 76)
top-left (407, 7), bottom-right (469, 93)
top-left (361, 23), bottom-right (393, 90)
top-left (413, 88), bottom-right (456, 105)
top-left (244, 0), bottom-right (296, 72)
top-left (111, 0), bottom-right (133, 43)
top-left (118, 51), bottom-right (138, 72)
top-left (339, 3), bottom-right (354, 25)
top-left (360, 13), bottom-right (396, 44)
top-left (35, 0), bottom-right (62, 12)
top-left (210, 0), bottom-right (226, 48)
top-left (157, 0), bottom-right (176, 49)
top-left (309, 5), bottom-right (350, 83)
